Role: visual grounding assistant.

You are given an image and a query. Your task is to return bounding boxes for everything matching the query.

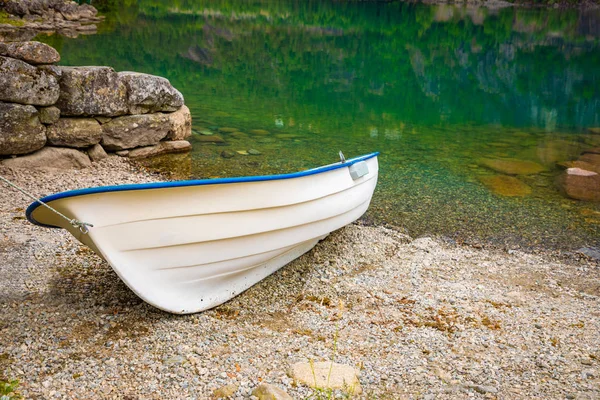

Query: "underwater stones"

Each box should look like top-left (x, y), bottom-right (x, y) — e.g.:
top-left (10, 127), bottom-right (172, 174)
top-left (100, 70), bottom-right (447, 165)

top-left (275, 133), bottom-right (300, 140)
top-left (229, 131), bottom-right (247, 139)
top-left (56, 66), bottom-right (128, 116)
top-left (0, 56), bottom-right (60, 106)
top-left (248, 148), bottom-right (261, 155)
top-left (101, 113), bottom-right (170, 151)
top-left (536, 140), bottom-right (583, 165)
top-left (118, 71), bottom-right (184, 114)
top-left (218, 127), bottom-right (239, 133)
top-left (220, 150), bottom-right (235, 159)
top-left (478, 175), bottom-right (532, 197)
top-left (289, 362), bottom-right (361, 394)
top-left (38, 106), bottom-right (60, 124)
top-left (579, 152), bottom-right (600, 166)
top-left (558, 168), bottom-right (600, 202)
top-left (588, 127), bottom-right (600, 135)
top-left (582, 147), bottom-right (600, 155)
top-left (46, 117), bottom-right (102, 148)
top-left (195, 135), bottom-right (225, 143)
top-left (165, 105), bottom-right (192, 141)
top-left (478, 158), bottom-right (545, 175)
top-left (0, 102), bottom-right (46, 155)
top-left (557, 160), bottom-right (600, 174)
top-left (0, 41), bottom-right (60, 65)
top-left (249, 129), bottom-right (270, 136)
top-left (1, 146), bottom-right (91, 169)
top-left (127, 140), bottom-right (191, 159)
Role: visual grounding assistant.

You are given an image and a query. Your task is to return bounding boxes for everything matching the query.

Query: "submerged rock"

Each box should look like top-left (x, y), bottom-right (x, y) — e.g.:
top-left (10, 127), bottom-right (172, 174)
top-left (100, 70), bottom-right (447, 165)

top-left (101, 113), bottom-right (170, 151)
top-left (0, 102), bottom-right (46, 155)
top-left (119, 71), bottom-right (184, 114)
top-left (558, 168), bottom-right (600, 202)
top-left (588, 127), bottom-right (600, 135)
top-left (0, 41), bottom-right (60, 65)
top-left (220, 150), bottom-right (235, 159)
top-left (289, 361), bottom-right (361, 394)
top-left (46, 118), bottom-right (102, 148)
top-left (478, 158), bottom-right (545, 175)
top-left (249, 129), bottom-right (270, 136)
top-left (56, 66), bottom-right (128, 117)
top-left (195, 135), bottom-right (225, 143)
top-left (218, 127), bottom-right (239, 133)
top-left (478, 175), bottom-right (532, 197)
top-left (127, 140), bottom-right (191, 159)
top-left (0, 56), bottom-right (59, 106)
top-left (1, 146), bottom-right (91, 169)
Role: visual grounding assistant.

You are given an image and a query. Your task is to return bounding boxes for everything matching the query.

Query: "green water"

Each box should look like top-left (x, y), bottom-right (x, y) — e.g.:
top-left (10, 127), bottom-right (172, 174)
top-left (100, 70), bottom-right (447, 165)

top-left (40, 1), bottom-right (600, 250)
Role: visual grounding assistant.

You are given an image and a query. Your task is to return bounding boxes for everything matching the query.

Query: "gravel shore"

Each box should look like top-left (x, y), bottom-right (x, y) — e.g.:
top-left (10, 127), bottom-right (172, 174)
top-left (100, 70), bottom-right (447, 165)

top-left (1, 156), bottom-right (599, 399)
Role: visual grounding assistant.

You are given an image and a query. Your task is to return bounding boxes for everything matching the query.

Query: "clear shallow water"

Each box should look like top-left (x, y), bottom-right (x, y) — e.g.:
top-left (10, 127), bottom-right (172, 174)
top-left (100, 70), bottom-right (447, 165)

top-left (40, 1), bottom-right (600, 250)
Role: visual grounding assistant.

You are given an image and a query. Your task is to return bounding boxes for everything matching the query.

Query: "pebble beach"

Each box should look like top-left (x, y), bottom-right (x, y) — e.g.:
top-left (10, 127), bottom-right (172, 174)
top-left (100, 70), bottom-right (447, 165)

top-left (0, 157), bottom-right (599, 399)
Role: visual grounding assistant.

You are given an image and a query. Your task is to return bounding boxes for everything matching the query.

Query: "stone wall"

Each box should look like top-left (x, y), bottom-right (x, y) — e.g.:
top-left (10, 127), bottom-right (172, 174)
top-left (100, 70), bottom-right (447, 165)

top-left (0, 41), bottom-right (192, 169)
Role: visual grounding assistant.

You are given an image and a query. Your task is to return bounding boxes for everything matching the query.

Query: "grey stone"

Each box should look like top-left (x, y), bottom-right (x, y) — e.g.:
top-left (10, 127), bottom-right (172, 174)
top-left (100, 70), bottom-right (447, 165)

top-left (101, 113), bottom-right (170, 151)
top-left (87, 143), bottom-right (107, 162)
top-left (576, 247), bottom-right (600, 261)
top-left (0, 41), bottom-right (60, 65)
top-left (118, 71), bottom-right (184, 114)
top-left (55, 66), bottom-right (128, 117)
top-left (165, 105), bottom-right (191, 141)
top-left (46, 118), bottom-right (102, 148)
top-left (466, 384), bottom-right (498, 394)
top-left (127, 140), bottom-right (192, 159)
top-left (289, 361), bottom-right (362, 394)
top-left (115, 150), bottom-right (129, 157)
top-left (1, 146), bottom-right (91, 169)
top-left (0, 102), bottom-right (46, 156)
top-left (248, 149), bottom-right (261, 155)
top-left (38, 106), bottom-right (60, 124)
top-left (252, 383), bottom-right (293, 400)
top-left (0, 56), bottom-right (60, 106)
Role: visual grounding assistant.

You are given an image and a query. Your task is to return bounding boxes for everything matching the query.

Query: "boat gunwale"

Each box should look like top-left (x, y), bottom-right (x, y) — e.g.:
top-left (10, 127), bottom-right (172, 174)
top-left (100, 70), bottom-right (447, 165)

top-left (26, 152), bottom-right (379, 228)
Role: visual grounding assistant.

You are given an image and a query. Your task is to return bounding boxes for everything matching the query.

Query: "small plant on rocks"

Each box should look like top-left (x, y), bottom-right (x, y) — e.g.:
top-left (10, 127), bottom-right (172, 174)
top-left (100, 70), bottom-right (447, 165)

top-left (0, 379), bottom-right (22, 400)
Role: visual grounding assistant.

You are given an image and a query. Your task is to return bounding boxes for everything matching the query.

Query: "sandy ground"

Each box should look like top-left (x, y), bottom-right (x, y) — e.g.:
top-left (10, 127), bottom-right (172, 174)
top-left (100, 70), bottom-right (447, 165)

top-left (0, 156), bottom-right (599, 399)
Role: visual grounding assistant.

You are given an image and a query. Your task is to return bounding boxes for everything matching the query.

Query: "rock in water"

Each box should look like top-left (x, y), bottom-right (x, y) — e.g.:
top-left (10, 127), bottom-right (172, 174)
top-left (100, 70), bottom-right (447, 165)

top-left (249, 129), bottom-right (270, 136)
top-left (478, 175), bottom-right (532, 197)
top-left (55, 66), bottom-right (128, 117)
top-left (1, 147), bottom-right (91, 169)
top-left (0, 41), bottom-right (60, 65)
top-left (0, 102), bottom-right (46, 155)
top-left (46, 118), bottom-right (102, 148)
top-left (119, 72), bottom-right (184, 114)
top-left (289, 361), bottom-right (362, 394)
top-left (0, 56), bottom-right (60, 106)
top-left (165, 105), bottom-right (192, 140)
top-left (558, 168), bottom-right (600, 202)
top-left (101, 113), bottom-right (170, 151)
top-left (252, 383), bottom-right (293, 400)
top-left (127, 141), bottom-right (192, 159)
top-left (478, 158), bottom-right (545, 175)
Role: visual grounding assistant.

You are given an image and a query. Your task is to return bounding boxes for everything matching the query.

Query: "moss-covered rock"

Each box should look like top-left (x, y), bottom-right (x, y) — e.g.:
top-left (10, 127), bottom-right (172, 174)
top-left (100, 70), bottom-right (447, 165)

top-left (0, 102), bottom-right (46, 155)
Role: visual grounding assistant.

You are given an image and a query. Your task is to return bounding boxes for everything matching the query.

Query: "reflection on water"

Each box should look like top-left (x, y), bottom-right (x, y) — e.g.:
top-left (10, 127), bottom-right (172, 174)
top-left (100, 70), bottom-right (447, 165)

top-left (41, 1), bottom-right (600, 250)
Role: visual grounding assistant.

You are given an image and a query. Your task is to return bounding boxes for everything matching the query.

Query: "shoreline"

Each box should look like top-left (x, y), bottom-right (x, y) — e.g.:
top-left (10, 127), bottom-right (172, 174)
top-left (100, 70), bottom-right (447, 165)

top-left (1, 159), bottom-right (599, 398)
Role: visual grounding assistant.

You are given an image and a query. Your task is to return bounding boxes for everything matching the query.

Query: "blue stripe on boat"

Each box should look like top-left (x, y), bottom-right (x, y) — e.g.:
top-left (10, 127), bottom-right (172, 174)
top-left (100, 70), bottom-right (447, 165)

top-left (26, 152), bottom-right (379, 228)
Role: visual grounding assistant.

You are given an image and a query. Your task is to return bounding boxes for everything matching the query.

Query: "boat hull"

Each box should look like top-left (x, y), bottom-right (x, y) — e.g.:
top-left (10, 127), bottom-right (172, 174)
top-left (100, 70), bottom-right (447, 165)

top-left (28, 153), bottom-right (379, 313)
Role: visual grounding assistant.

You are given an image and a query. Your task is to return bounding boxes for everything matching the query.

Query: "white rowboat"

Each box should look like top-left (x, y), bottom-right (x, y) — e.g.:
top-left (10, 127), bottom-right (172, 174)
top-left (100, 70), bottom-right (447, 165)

top-left (27, 152), bottom-right (379, 314)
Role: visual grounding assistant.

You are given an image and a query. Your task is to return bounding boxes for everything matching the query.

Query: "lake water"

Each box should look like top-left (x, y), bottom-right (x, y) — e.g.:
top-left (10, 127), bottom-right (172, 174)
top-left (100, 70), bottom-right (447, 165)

top-left (41, 1), bottom-right (600, 250)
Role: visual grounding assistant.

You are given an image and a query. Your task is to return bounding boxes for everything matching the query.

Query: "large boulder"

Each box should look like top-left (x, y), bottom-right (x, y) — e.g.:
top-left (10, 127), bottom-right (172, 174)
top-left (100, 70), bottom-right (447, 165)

top-left (46, 118), bottom-right (102, 148)
top-left (55, 66), bottom-right (128, 117)
top-left (1, 147), bottom-right (91, 169)
top-left (0, 102), bottom-right (46, 155)
top-left (119, 72), bottom-right (184, 114)
top-left (0, 41), bottom-right (60, 65)
top-left (101, 113), bottom-right (170, 151)
top-left (165, 105), bottom-right (192, 140)
top-left (0, 56), bottom-right (60, 106)
top-left (127, 140), bottom-right (192, 159)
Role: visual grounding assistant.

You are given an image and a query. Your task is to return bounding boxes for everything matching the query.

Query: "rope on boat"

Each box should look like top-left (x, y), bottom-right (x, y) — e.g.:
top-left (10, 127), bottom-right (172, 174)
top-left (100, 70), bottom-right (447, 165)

top-left (0, 174), bottom-right (93, 234)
